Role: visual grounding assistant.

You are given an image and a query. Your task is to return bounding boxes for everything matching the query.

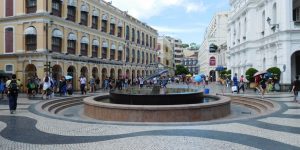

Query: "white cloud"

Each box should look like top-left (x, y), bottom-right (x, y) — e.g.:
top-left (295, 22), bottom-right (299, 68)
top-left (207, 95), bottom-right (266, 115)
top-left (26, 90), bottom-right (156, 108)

top-left (105, 0), bottom-right (206, 19)
top-left (185, 2), bottom-right (207, 13)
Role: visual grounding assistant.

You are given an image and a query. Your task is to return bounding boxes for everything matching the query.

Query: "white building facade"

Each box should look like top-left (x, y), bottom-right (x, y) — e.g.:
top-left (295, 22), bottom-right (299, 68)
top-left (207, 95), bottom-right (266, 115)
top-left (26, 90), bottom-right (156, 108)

top-left (228, 0), bottom-right (300, 88)
top-left (198, 12), bottom-right (228, 81)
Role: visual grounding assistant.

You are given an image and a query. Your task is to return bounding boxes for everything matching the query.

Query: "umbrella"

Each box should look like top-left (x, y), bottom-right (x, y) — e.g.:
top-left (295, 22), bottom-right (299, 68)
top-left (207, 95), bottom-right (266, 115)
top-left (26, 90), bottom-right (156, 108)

top-left (199, 74), bottom-right (206, 78)
top-left (186, 74), bottom-right (192, 77)
top-left (253, 71), bottom-right (267, 77)
top-left (65, 75), bottom-right (73, 80)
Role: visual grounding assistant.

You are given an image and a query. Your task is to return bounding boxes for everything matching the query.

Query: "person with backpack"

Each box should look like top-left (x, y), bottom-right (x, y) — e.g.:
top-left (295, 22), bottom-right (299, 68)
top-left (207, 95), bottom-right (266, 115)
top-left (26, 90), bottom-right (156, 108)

top-left (292, 75), bottom-right (300, 102)
top-left (6, 74), bottom-right (21, 114)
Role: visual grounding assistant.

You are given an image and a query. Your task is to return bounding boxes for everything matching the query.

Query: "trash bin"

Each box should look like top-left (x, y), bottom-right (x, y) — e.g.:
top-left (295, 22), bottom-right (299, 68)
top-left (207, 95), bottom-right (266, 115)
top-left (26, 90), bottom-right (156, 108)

top-left (204, 88), bottom-right (209, 94)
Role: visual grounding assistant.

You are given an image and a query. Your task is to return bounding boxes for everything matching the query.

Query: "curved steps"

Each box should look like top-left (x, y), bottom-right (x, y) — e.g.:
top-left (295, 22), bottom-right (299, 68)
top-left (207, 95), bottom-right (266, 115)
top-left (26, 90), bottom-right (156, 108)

top-left (41, 97), bottom-right (86, 114)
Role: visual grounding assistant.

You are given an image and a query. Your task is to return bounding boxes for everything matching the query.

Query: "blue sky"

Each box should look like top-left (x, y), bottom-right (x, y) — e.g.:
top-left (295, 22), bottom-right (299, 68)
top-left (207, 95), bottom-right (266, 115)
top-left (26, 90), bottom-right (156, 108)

top-left (105, 0), bottom-right (229, 44)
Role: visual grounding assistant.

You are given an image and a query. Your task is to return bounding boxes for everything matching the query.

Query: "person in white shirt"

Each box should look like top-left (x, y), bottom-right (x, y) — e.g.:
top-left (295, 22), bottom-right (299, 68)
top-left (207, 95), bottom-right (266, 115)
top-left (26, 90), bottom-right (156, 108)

top-left (79, 75), bottom-right (87, 95)
top-left (139, 77), bottom-right (144, 88)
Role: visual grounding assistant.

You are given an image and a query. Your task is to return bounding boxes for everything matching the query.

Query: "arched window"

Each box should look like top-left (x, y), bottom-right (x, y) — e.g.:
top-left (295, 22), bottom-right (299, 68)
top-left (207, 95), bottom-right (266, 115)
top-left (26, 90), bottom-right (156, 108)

top-left (92, 9), bottom-right (99, 29)
top-left (6, 0), bottom-right (14, 16)
top-left (146, 53), bottom-right (149, 64)
top-left (80, 36), bottom-right (89, 56)
top-left (142, 51), bottom-right (145, 64)
top-left (101, 14), bottom-right (108, 32)
top-left (102, 40), bottom-right (108, 59)
top-left (118, 45), bottom-right (123, 61)
top-left (52, 0), bottom-right (62, 17)
top-left (5, 28), bottom-right (14, 53)
top-left (263, 58), bottom-right (266, 70)
top-left (24, 26), bottom-right (37, 51)
top-left (137, 50), bottom-right (140, 63)
top-left (243, 17), bottom-right (247, 39)
top-left (52, 29), bottom-right (63, 53)
top-left (262, 11), bottom-right (265, 34)
top-left (80, 4), bottom-right (89, 26)
top-left (209, 57), bottom-right (216, 66)
top-left (150, 36), bottom-right (152, 48)
top-left (110, 18), bottom-right (116, 35)
top-left (92, 39), bottom-right (99, 57)
top-left (26, 0), bottom-right (37, 14)
top-left (137, 30), bottom-right (140, 44)
top-left (272, 3), bottom-right (277, 25)
top-left (67, 32), bottom-right (77, 54)
top-left (150, 54), bottom-right (153, 63)
top-left (126, 47), bottom-right (130, 62)
top-left (67, 0), bottom-right (77, 22)
top-left (131, 49), bottom-right (135, 63)
top-left (146, 34), bottom-right (149, 47)
top-left (110, 44), bottom-right (116, 60)
top-left (131, 28), bottom-right (135, 42)
top-left (273, 56), bottom-right (277, 67)
top-left (125, 25), bottom-right (130, 40)
top-left (117, 21), bottom-right (123, 38)
top-left (142, 32), bottom-right (145, 45)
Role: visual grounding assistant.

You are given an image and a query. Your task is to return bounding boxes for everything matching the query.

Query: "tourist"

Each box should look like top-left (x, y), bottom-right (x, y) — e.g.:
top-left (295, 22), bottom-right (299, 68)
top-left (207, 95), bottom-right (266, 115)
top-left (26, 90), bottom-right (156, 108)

top-left (6, 74), bottom-right (21, 114)
top-left (232, 73), bottom-right (239, 93)
top-left (239, 75), bottom-right (245, 93)
top-left (254, 75), bottom-right (262, 93)
top-left (59, 76), bottom-right (67, 96)
top-left (139, 77), bottom-right (144, 88)
top-left (66, 80), bottom-right (73, 95)
top-left (89, 77), bottom-right (95, 93)
top-left (27, 78), bottom-right (37, 98)
top-left (260, 75), bottom-right (267, 99)
top-left (95, 77), bottom-right (100, 91)
top-left (291, 75), bottom-right (300, 102)
top-left (42, 74), bottom-right (52, 99)
top-left (0, 78), bottom-right (5, 99)
top-left (79, 75), bottom-right (87, 95)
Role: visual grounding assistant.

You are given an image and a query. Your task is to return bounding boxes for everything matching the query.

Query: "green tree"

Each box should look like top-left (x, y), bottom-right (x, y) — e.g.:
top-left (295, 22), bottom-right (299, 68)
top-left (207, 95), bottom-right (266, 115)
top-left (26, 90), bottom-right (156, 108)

top-left (267, 67), bottom-right (281, 82)
top-left (182, 44), bottom-right (189, 48)
top-left (175, 65), bottom-right (190, 75)
top-left (245, 68), bottom-right (258, 82)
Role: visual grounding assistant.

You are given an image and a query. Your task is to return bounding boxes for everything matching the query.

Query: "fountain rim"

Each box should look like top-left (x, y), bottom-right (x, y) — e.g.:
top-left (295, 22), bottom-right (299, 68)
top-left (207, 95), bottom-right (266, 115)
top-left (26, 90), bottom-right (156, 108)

top-left (109, 88), bottom-right (202, 96)
top-left (83, 94), bottom-right (231, 110)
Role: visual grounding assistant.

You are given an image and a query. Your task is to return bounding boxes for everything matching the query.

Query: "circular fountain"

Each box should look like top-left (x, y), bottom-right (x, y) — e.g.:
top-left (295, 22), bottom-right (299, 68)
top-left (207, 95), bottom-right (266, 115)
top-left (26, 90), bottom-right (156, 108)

top-left (83, 85), bottom-right (231, 122)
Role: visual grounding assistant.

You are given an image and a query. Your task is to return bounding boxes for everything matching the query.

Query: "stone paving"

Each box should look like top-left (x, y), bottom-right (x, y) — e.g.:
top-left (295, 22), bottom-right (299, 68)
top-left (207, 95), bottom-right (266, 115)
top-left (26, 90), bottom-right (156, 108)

top-left (0, 84), bottom-right (299, 150)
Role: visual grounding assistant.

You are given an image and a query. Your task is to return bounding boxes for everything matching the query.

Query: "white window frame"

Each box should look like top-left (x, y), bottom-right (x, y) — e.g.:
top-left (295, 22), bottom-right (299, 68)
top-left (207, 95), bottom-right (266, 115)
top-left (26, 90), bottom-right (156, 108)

top-left (3, 26), bottom-right (15, 54)
top-left (5, 64), bottom-right (14, 73)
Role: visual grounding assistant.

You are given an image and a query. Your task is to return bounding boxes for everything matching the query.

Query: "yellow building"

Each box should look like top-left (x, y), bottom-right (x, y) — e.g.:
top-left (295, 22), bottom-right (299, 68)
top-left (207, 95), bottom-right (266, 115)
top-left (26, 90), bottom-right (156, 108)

top-left (0, 0), bottom-right (158, 90)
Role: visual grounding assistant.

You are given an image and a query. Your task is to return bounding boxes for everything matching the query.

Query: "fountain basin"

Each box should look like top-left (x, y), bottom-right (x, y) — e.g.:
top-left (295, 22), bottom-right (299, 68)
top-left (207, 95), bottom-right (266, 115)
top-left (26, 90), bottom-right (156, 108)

top-left (83, 95), bottom-right (231, 122)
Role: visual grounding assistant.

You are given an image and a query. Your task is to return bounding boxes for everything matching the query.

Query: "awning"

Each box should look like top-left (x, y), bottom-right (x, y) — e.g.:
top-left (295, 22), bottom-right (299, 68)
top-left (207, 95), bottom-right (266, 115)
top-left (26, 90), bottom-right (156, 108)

top-left (102, 41), bottom-right (108, 48)
top-left (215, 66), bottom-right (226, 71)
top-left (24, 27), bottom-right (37, 35)
top-left (118, 20), bottom-right (123, 27)
top-left (68, 33), bottom-right (77, 40)
top-left (92, 39), bottom-right (99, 46)
top-left (52, 29), bottom-right (63, 38)
top-left (81, 36), bottom-right (89, 44)
top-left (80, 3), bottom-right (89, 12)
top-left (110, 17), bottom-right (115, 24)
top-left (68, 0), bottom-right (77, 7)
top-left (111, 44), bottom-right (116, 50)
top-left (209, 44), bottom-right (218, 52)
top-left (118, 45), bottom-right (123, 51)
top-left (92, 9), bottom-right (99, 16)
top-left (102, 14), bottom-right (108, 20)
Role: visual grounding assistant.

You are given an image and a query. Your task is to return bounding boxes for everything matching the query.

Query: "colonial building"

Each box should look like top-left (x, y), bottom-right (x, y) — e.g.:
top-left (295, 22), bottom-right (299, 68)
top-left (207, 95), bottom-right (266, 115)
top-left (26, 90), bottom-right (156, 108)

top-left (228, 0), bottom-right (299, 88)
top-left (172, 38), bottom-right (184, 66)
top-left (182, 53), bottom-right (199, 75)
top-left (157, 36), bottom-right (175, 75)
top-left (198, 12), bottom-right (228, 81)
top-left (0, 0), bottom-right (158, 89)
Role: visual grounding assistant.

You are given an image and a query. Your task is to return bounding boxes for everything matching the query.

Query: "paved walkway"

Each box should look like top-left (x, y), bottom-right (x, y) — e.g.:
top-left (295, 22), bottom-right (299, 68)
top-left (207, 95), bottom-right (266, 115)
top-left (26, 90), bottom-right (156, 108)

top-left (0, 84), bottom-right (299, 149)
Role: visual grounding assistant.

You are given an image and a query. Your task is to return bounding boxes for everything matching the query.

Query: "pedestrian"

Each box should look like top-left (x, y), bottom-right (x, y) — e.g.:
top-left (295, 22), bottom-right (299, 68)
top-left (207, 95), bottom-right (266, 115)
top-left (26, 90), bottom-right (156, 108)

top-left (89, 77), bottom-right (95, 93)
top-left (6, 74), bottom-right (21, 114)
top-left (254, 75), bottom-right (262, 93)
top-left (0, 78), bottom-right (5, 99)
top-left (232, 73), bottom-right (239, 93)
top-left (79, 75), bottom-right (87, 95)
top-left (291, 75), bottom-right (300, 102)
top-left (59, 76), bottom-right (67, 96)
top-left (66, 80), bottom-right (73, 95)
top-left (139, 77), bottom-right (144, 88)
top-left (239, 75), bottom-right (245, 93)
top-left (42, 74), bottom-right (52, 99)
top-left (95, 77), bottom-right (100, 91)
top-left (260, 75), bottom-right (267, 99)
